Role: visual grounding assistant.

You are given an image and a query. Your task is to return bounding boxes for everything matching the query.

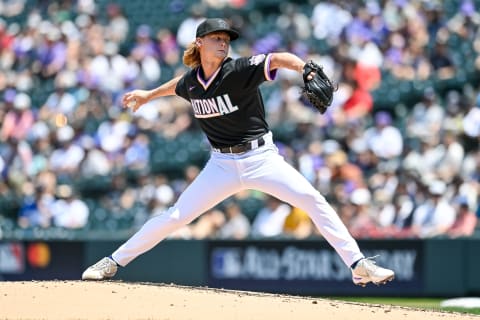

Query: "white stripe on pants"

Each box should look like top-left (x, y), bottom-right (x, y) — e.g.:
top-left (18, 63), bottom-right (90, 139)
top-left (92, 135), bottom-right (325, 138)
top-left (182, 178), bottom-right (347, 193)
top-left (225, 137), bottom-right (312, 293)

top-left (112, 141), bottom-right (364, 267)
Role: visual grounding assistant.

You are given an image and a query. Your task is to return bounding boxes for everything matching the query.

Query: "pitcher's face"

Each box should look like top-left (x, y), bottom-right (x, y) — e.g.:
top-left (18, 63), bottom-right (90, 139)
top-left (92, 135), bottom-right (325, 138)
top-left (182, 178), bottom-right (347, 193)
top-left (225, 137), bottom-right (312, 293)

top-left (198, 32), bottom-right (230, 60)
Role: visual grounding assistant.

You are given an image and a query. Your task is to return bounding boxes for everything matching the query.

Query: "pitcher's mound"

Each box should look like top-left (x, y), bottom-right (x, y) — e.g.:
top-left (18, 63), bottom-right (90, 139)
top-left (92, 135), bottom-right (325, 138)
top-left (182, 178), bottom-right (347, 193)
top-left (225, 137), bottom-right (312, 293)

top-left (0, 281), bottom-right (477, 320)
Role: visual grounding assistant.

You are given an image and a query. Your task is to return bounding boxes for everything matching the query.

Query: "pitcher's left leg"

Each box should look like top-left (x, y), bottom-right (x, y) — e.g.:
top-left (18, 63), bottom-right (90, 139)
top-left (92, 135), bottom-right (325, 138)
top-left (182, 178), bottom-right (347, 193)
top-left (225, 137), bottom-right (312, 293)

top-left (244, 150), bottom-right (394, 286)
top-left (243, 151), bottom-right (363, 267)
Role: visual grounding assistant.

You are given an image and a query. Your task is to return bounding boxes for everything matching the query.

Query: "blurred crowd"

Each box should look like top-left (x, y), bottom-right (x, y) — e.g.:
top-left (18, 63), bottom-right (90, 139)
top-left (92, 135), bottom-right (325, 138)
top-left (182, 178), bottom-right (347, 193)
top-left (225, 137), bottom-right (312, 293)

top-left (0, 0), bottom-right (479, 240)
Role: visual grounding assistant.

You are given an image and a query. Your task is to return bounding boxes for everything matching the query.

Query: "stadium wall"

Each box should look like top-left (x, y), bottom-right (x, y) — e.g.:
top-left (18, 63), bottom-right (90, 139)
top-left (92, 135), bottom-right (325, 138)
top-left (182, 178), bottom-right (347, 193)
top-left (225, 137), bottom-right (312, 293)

top-left (0, 238), bottom-right (478, 297)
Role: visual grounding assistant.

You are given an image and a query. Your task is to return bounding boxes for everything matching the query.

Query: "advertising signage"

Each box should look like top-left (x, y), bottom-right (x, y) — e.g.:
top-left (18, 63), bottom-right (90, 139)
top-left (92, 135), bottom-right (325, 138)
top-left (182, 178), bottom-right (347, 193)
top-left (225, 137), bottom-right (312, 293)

top-left (207, 240), bottom-right (423, 296)
top-left (0, 241), bottom-right (84, 281)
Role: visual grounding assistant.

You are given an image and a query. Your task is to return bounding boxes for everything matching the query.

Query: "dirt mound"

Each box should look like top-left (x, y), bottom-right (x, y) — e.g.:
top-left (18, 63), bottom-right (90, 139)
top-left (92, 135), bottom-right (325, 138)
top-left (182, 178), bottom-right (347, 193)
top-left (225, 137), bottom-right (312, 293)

top-left (0, 281), bottom-right (477, 320)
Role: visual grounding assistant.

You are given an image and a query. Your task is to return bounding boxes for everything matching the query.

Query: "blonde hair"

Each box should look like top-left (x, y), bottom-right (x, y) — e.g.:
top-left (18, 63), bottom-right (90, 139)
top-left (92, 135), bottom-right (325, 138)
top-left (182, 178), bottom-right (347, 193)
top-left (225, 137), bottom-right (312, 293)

top-left (183, 41), bottom-right (201, 69)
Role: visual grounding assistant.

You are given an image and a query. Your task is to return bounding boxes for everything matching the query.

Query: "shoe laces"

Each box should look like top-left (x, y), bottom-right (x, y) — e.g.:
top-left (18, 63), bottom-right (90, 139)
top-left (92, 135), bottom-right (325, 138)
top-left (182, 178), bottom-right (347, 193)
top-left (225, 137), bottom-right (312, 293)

top-left (360, 255), bottom-right (380, 271)
top-left (92, 258), bottom-right (115, 272)
top-left (364, 255), bottom-right (380, 263)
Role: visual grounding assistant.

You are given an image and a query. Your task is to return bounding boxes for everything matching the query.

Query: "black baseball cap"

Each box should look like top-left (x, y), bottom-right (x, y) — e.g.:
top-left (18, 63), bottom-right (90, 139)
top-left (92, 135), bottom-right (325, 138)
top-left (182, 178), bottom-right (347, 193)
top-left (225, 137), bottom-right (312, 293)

top-left (196, 18), bottom-right (239, 41)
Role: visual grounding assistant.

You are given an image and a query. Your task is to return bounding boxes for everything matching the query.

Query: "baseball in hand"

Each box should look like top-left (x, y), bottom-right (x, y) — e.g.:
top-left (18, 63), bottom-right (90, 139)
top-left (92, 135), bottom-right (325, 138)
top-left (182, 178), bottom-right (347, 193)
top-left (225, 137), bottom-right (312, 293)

top-left (55, 113), bottom-right (68, 127)
top-left (127, 99), bottom-right (137, 109)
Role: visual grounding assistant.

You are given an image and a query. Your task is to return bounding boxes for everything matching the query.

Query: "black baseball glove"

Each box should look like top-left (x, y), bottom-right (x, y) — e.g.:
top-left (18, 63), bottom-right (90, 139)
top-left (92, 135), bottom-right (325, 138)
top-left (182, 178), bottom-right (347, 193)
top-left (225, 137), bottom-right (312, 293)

top-left (302, 60), bottom-right (336, 114)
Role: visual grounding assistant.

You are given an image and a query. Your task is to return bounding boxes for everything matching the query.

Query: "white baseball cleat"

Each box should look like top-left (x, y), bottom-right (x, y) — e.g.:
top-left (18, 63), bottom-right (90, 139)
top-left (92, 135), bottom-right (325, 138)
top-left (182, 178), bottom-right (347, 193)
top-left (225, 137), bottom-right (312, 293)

top-left (82, 257), bottom-right (118, 280)
top-left (351, 256), bottom-right (395, 287)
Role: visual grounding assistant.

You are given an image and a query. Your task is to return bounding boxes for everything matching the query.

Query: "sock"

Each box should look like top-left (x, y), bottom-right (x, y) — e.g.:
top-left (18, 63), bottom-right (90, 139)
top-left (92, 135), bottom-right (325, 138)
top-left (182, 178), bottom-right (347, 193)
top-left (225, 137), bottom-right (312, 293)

top-left (109, 255), bottom-right (120, 267)
top-left (350, 258), bottom-right (363, 270)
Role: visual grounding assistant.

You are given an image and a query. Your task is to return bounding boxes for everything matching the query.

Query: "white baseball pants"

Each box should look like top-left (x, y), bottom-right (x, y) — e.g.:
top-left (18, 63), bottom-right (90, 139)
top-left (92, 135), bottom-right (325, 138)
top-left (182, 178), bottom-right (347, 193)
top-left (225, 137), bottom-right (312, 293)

top-left (112, 133), bottom-right (364, 267)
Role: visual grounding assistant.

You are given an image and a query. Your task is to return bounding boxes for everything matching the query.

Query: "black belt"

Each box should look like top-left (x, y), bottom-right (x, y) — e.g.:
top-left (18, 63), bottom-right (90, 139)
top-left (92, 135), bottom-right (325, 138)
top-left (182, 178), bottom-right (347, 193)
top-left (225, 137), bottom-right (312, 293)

top-left (214, 136), bottom-right (266, 154)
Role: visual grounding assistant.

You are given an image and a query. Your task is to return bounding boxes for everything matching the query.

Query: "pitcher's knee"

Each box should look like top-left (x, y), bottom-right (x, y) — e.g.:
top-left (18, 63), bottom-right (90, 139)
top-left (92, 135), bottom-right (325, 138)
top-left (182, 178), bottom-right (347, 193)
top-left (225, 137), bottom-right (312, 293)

top-left (153, 206), bottom-right (193, 229)
top-left (300, 190), bottom-right (328, 205)
top-left (315, 193), bottom-right (329, 204)
top-left (296, 191), bottom-right (330, 212)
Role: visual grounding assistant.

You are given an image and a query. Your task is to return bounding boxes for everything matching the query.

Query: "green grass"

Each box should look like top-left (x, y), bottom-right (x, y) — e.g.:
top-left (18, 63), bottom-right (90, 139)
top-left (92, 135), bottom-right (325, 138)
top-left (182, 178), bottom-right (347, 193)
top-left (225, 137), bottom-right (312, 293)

top-left (328, 297), bottom-right (480, 316)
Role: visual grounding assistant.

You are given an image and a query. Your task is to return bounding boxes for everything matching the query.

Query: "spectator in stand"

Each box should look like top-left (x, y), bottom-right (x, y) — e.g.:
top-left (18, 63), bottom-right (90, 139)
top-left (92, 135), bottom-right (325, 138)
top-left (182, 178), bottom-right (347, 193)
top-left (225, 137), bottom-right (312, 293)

top-left (1, 92), bottom-right (34, 142)
top-left (129, 25), bottom-right (161, 87)
top-left (39, 80), bottom-right (77, 121)
top-left (310, 2), bottom-right (351, 45)
top-left (403, 135), bottom-right (444, 182)
top-left (92, 41), bottom-right (131, 94)
top-left (155, 28), bottom-right (180, 67)
top-left (368, 162), bottom-right (399, 205)
top-left (35, 170), bottom-right (58, 198)
top-left (133, 172), bottom-right (156, 206)
top-left (347, 188), bottom-right (381, 238)
top-left (410, 180), bottom-right (456, 238)
top-left (376, 180), bottom-right (416, 238)
top-left (423, 3), bottom-right (447, 41)
top-left (189, 209), bottom-right (226, 239)
top-left (429, 40), bottom-right (456, 79)
top-left (442, 90), bottom-right (466, 134)
top-left (447, 196), bottom-right (478, 238)
top-left (217, 201), bottom-right (251, 239)
top-left (283, 206), bottom-right (314, 239)
top-left (362, 111), bottom-right (403, 161)
top-left (324, 149), bottom-right (366, 194)
top-left (153, 178), bottom-right (175, 212)
top-left (0, 90), bottom-right (15, 125)
top-left (35, 25), bottom-right (67, 78)
top-left (28, 124), bottom-right (53, 177)
top-left (105, 3), bottom-right (129, 44)
top-left (49, 125), bottom-right (85, 179)
top-left (136, 174), bottom-right (176, 229)
top-left (95, 113), bottom-right (131, 165)
top-left (296, 140), bottom-right (323, 185)
top-left (121, 131), bottom-right (150, 172)
top-left (176, 4), bottom-right (206, 48)
top-left (17, 183), bottom-right (54, 229)
top-left (342, 79), bottom-right (374, 122)
top-left (407, 87), bottom-right (445, 140)
top-left (447, 0), bottom-right (480, 40)
top-left (51, 184), bottom-right (89, 229)
top-left (78, 135), bottom-right (111, 177)
top-left (1, 138), bottom-right (33, 193)
top-left (462, 95), bottom-right (480, 153)
top-left (434, 130), bottom-right (465, 182)
top-left (100, 173), bottom-right (136, 218)
top-left (0, 18), bottom-right (14, 51)
top-left (462, 150), bottom-right (480, 186)
top-left (251, 196), bottom-right (291, 238)
top-left (276, 3), bottom-right (311, 43)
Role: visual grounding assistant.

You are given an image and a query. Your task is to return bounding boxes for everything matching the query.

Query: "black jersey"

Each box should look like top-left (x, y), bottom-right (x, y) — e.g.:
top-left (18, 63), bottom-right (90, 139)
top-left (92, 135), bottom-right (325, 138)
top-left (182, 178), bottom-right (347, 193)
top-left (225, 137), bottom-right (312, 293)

top-left (175, 53), bottom-right (277, 148)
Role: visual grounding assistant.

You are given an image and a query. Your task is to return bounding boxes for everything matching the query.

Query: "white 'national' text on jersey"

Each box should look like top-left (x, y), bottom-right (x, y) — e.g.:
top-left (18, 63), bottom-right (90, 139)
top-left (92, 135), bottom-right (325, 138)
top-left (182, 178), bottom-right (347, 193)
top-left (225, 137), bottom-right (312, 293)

top-left (175, 54), bottom-right (276, 148)
top-left (191, 94), bottom-right (239, 118)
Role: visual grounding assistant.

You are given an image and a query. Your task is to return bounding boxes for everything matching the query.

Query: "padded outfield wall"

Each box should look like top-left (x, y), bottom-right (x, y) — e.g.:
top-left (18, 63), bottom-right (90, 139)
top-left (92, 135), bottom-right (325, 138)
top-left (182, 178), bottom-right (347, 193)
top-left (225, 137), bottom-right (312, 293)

top-left (0, 238), bottom-right (478, 297)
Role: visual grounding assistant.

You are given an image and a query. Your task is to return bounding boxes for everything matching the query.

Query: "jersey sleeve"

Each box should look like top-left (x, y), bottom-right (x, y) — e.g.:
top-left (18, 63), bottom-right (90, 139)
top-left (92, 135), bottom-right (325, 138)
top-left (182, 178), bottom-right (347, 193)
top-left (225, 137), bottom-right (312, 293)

top-left (175, 72), bottom-right (190, 102)
top-left (233, 53), bottom-right (277, 90)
